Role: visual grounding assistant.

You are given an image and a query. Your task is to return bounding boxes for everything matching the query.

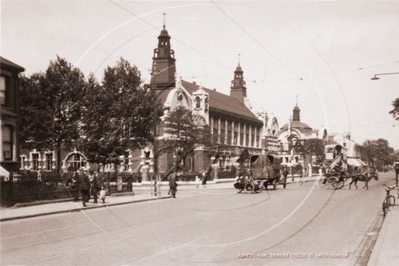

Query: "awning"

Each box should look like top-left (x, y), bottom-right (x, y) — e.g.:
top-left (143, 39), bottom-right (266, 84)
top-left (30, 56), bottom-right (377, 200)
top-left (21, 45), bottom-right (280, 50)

top-left (0, 165), bottom-right (10, 178)
top-left (347, 158), bottom-right (362, 167)
top-left (358, 159), bottom-right (367, 166)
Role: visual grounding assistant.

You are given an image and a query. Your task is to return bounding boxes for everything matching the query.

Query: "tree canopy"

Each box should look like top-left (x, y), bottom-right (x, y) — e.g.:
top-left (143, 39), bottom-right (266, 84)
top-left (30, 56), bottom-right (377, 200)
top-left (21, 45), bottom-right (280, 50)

top-left (19, 56), bottom-right (86, 173)
top-left (77, 58), bottom-right (158, 165)
top-left (389, 97), bottom-right (399, 121)
top-left (158, 106), bottom-right (211, 179)
top-left (361, 138), bottom-right (395, 171)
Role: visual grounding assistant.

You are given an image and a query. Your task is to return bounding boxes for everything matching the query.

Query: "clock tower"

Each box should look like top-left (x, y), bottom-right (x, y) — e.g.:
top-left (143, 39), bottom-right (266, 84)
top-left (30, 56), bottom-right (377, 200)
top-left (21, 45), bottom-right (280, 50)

top-left (151, 16), bottom-right (176, 89)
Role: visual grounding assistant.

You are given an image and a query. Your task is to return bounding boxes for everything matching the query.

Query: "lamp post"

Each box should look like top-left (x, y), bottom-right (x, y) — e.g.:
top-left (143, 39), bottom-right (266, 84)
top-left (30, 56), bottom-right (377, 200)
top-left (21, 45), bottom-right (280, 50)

top-left (371, 72), bottom-right (399, 80)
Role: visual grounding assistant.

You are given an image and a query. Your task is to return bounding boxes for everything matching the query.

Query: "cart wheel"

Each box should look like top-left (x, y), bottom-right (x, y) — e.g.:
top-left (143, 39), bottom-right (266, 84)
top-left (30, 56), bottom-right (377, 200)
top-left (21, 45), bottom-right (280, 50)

top-left (255, 186), bottom-right (263, 193)
top-left (336, 180), bottom-right (344, 189)
top-left (245, 183), bottom-right (254, 192)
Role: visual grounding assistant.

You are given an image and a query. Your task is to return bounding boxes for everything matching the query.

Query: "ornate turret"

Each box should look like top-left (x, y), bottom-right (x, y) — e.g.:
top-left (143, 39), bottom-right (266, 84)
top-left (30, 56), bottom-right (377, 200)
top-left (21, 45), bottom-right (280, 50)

top-left (293, 96), bottom-right (300, 122)
top-left (230, 54), bottom-right (247, 103)
top-left (151, 14), bottom-right (176, 88)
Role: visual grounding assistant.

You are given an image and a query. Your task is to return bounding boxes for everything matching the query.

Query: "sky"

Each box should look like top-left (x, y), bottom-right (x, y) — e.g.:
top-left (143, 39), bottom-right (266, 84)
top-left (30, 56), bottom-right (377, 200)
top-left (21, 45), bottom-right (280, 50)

top-left (2, 0), bottom-right (399, 150)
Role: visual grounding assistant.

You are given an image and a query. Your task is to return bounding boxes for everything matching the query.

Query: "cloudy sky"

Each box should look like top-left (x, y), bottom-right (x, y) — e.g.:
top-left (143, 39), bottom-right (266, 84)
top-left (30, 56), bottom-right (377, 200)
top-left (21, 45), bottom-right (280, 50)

top-left (2, 1), bottom-right (399, 149)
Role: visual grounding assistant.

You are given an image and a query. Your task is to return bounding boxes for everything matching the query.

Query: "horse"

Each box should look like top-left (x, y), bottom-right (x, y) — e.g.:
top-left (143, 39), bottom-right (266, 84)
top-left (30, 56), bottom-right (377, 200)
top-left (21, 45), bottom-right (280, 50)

top-left (349, 172), bottom-right (379, 190)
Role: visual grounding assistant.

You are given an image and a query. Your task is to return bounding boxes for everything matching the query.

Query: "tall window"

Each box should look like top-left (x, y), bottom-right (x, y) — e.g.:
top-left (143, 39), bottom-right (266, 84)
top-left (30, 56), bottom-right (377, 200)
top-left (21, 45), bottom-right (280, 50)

top-left (124, 151), bottom-right (130, 171)
top-left (245, 125), bottom-right (249, 147)
top-left (213, 118), bottom-right (218, 143)
top-left (2, 126), bottom-right (13, 160)
top-left (234, 124), bottom-right (238, 145)
top-left (220, 120), bottom-right (225, 145)
top-left (46, 153), bottom-right (54, 171)
top-left (251, 127), bottom-right (255, 147)
top-left (227, 122), bottom-right (232, 145)
top-left (0, 76), bottom-right (6, 106)
top-left (32, 153), bottom-right (39, 171)
top-left (240, 124), bottom-right (244, 146)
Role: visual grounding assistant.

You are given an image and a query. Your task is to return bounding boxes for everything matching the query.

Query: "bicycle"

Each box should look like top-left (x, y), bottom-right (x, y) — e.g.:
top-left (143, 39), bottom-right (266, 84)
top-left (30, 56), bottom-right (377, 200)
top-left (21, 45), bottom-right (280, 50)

top-left (382, 184), bottom-right (396, 217)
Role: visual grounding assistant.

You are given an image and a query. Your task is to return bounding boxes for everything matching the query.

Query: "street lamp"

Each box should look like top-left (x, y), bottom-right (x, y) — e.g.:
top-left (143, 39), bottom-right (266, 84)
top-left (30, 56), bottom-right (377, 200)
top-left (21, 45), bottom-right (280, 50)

top-left (371, 72), bottom-right (399, 80)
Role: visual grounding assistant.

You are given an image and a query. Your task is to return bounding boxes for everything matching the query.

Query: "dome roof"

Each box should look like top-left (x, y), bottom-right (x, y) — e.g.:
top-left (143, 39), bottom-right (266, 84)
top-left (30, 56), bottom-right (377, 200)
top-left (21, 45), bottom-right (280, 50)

top-left (293, 105), bottom-right (300, 111)
top-left (235, 65), bottom-right (242, 72)
top-left (160, 28), bottom-right (169, 37)
top-left (280, 121), bottom-right (312, 131)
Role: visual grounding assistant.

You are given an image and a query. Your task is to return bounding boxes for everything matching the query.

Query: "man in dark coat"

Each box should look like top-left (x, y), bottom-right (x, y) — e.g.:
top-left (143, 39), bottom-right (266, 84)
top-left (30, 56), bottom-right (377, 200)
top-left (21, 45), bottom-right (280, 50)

top-left (168, 173), bottom-right (178, 198)
top-left (77, 168), bottom-right (90, 207)
top-left (89, 170), bottom-right (100, 203)
top-left (65, 171), bottom-right (79, 201)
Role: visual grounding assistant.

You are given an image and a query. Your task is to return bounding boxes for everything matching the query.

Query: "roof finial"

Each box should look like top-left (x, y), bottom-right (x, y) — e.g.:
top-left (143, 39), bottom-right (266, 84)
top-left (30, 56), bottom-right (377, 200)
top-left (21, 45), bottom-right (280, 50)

top-left (163, 13), bottom-right (166, 29)
top-left (238, 54), bottom-right (241, 66)
top-left (296, 95), bottom-right (298, 106)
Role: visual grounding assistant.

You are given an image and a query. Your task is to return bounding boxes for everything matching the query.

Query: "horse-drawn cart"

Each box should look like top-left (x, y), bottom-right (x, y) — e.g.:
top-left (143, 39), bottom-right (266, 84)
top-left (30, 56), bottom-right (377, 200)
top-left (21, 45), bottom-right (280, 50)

top-left (250, 154), bottom-right (286, 190)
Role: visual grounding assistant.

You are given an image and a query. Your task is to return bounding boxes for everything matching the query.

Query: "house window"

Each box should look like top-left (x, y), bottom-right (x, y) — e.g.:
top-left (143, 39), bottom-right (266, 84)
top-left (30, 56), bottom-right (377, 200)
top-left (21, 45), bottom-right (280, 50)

top-left (0, 76), bottom-right (7, 106)
top-left (20, 155), bottom-right (27, 170)
top-left (32, 153), bottom-right (39, 171)
top-left (46, 153), bottom-right (54, 171)
top-left (2, 125), bottom-right (12, 160)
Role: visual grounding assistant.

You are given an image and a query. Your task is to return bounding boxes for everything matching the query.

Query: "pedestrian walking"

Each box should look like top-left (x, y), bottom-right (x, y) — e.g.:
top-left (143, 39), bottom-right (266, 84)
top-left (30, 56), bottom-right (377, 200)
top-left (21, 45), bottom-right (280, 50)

top-left (168, 173), bottom-right (178, 198)
top-left (282, 167), bottom-right (289, 182)
top-left (66, 170), bottom-right (79, 201)
top-left (77, 168), bottom-right (90, 207)
top-left (195, 175), bottom-right (200, 188)
top-left (88, 170), bottom-right (100, 203)
top-left (202, 171), bottom-right (208, 188)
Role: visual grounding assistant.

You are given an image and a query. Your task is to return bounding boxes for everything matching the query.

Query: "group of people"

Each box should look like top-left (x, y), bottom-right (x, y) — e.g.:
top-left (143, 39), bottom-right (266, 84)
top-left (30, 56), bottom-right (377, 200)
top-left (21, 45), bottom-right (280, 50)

top-left (65, 168), bottom-right (106, 207)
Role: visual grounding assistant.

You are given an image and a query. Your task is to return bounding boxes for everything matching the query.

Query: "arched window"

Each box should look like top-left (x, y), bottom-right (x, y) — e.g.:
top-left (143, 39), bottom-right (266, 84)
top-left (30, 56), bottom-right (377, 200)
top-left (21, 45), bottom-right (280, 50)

top-left (2, 125), bottom-right (13, 160)
top-left (0, 76), bottom-right (7, 106)
top-left (65, 152), bottom-right (87, 171)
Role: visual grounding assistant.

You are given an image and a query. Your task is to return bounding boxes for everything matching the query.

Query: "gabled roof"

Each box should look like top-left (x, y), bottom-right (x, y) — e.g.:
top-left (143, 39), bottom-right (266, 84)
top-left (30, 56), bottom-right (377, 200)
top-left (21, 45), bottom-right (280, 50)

top-left (154, 80), bottom-right (262, 124)
top-left (0, 56), bottom-right (25, 72)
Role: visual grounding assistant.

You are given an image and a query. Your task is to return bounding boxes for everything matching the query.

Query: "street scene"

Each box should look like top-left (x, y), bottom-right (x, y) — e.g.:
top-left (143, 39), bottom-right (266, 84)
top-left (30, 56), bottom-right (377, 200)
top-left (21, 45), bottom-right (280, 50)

top-left (1, 1), bottom-right (399, 266)
top-left (0, 172), bottom-right (397, 265)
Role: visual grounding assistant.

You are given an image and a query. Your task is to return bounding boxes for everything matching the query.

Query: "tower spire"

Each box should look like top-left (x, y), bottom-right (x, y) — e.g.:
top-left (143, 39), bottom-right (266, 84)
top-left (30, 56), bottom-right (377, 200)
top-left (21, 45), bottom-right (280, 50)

top-left (296, 95), bottom-right (298, 106)
top-left (238, 54), bottom-right (241, 66)
top-left (151, 14), bottom-right (176, 88)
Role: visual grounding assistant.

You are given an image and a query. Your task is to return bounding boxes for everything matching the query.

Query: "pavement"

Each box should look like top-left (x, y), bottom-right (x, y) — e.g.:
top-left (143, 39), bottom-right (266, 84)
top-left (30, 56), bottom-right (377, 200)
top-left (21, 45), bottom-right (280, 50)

top-left (367, 198), bottom-right (399, 266)
top-left (1, 174), bottom-right (397, 266)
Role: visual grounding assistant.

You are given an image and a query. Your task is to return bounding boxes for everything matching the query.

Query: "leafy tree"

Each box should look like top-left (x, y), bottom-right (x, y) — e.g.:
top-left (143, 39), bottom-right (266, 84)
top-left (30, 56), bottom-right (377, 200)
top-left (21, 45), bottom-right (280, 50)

top-left (389, 98), bottom-right (399, 120)
top-left (362, 138), bottom-right (395, 171)
top-left (19, 56), bottom-right (86, 174)
top-left (77, 58), bottom-right (157, 166)
top-left (158, 106), bottom-right (211, 180)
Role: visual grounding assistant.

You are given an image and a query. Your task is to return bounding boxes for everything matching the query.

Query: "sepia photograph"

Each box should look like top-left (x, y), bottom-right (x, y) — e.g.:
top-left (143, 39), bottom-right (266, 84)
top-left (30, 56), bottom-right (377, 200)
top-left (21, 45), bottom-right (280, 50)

top-left (1, 1), bottom-right (399, 265)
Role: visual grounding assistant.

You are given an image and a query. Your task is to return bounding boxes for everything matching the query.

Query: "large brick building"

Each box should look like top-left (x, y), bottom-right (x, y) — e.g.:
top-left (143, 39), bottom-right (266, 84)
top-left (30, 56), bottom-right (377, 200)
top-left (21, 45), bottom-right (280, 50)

top-left (19, 23), bottom-right (280, 181)
top-left (147, 24), bottom-right (280, 179)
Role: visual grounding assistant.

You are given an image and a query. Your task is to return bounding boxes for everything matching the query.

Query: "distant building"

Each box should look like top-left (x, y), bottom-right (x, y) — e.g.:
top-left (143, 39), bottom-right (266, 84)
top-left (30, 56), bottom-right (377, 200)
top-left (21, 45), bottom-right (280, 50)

top-left (0, 57), bottom-right (24, 174)
top-left (277, 102), bottom-right (327, 167)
